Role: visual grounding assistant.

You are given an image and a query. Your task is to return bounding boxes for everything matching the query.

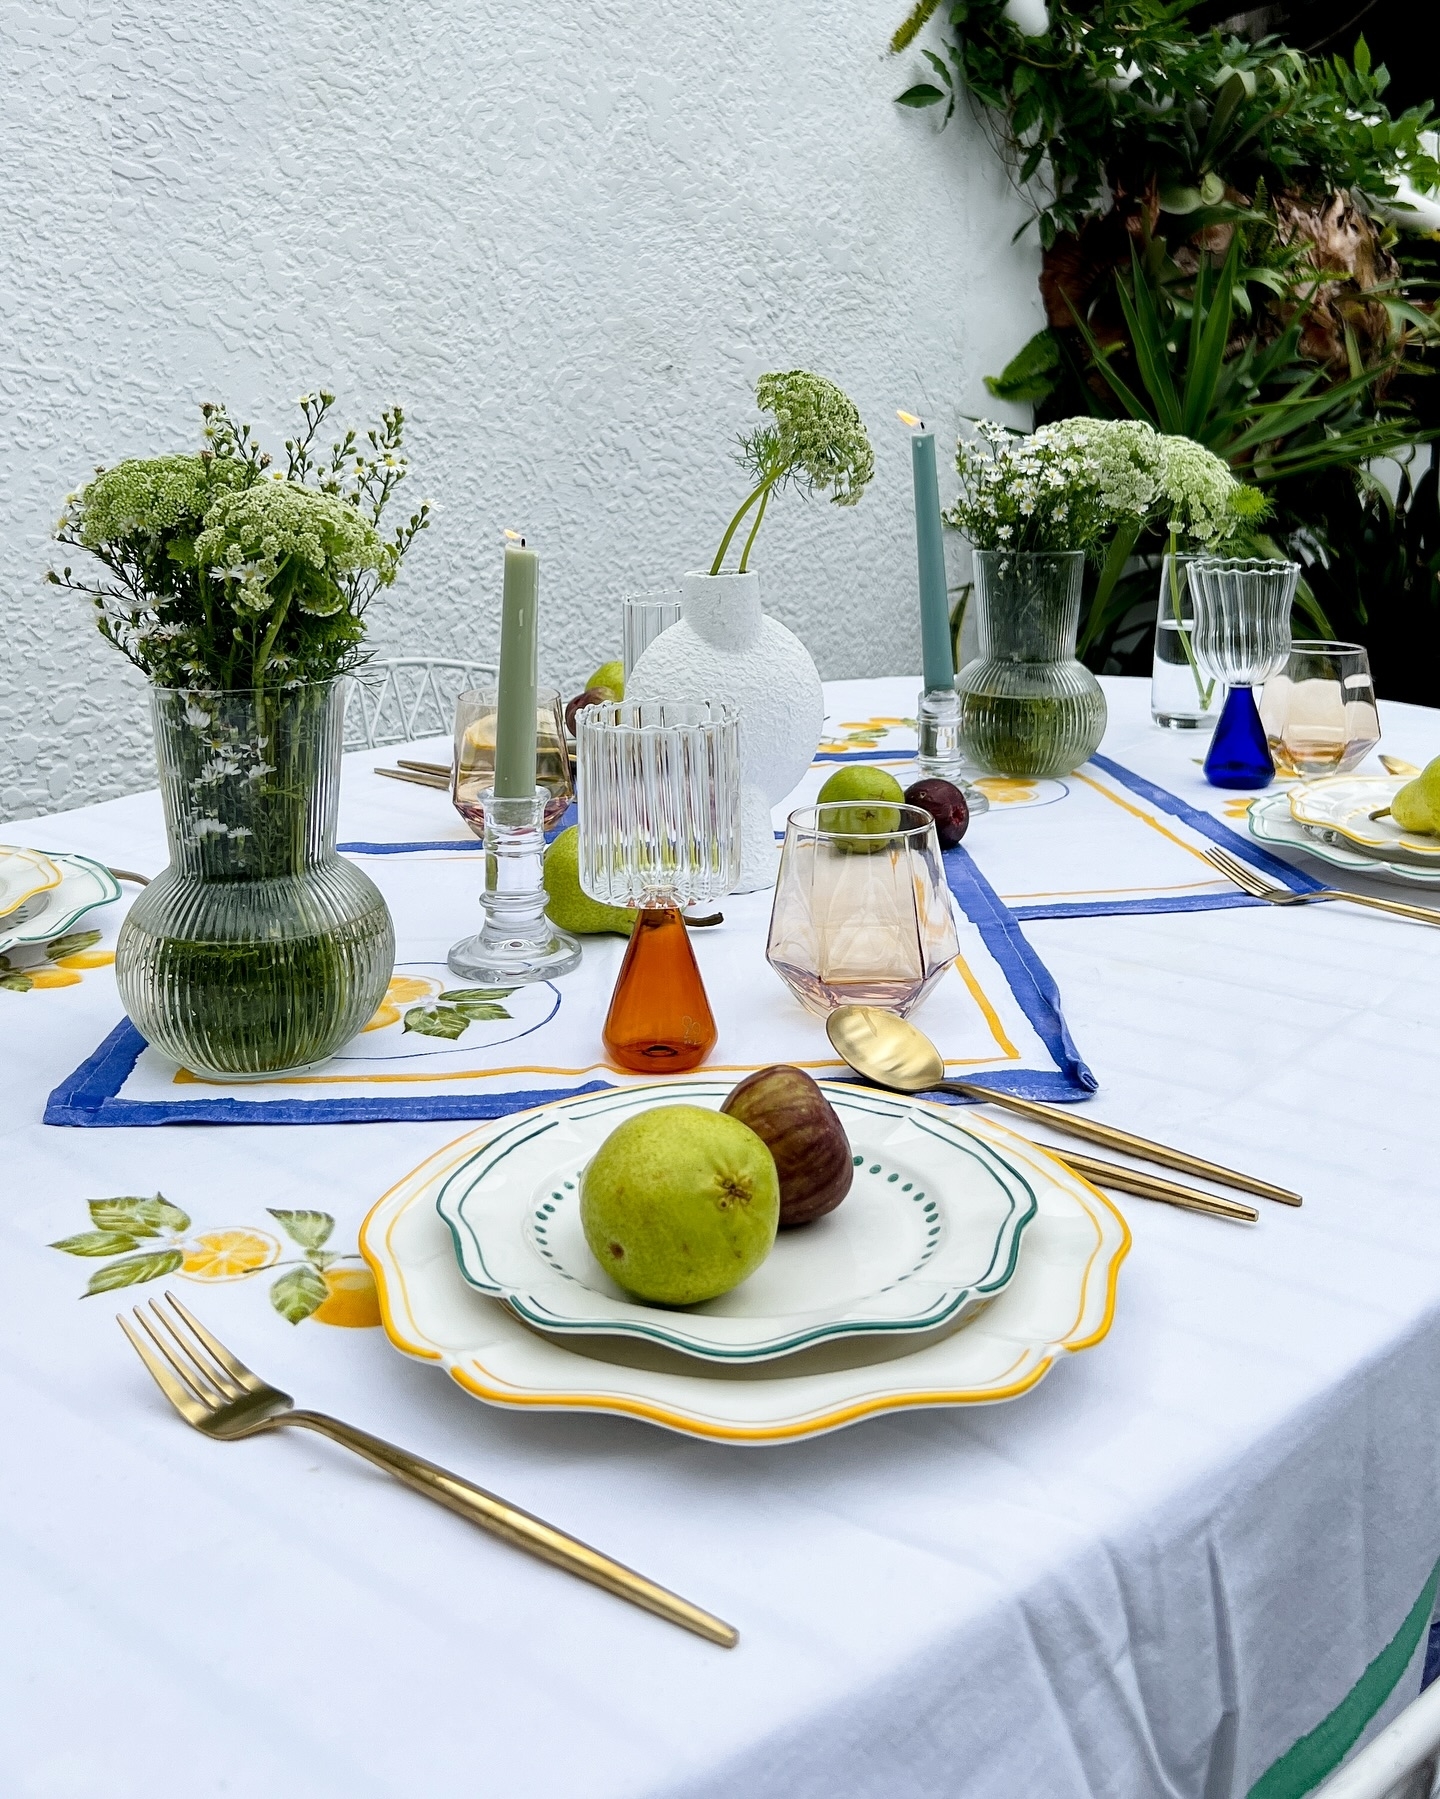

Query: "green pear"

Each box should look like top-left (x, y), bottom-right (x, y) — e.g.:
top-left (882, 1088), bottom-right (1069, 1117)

top-left (816, 764), bottom-right (905, 849)
top-left (1392, 757), bottom-right (1440, 835)
top-left (586, 659), bottom-right (625, 703)
top-left (581, 1105), bottom-right (779, 1305)
top-left (542, 827), bottom-right (636, 936)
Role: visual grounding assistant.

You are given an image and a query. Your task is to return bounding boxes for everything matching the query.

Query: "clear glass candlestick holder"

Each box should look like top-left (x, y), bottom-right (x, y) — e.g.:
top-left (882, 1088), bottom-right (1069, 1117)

top-left (915, 687), bottom-right (989, 814)
top-left (576, 699), bottom-right (740, 1072)
top-left (1189, 557), bottom-right (1299, 790)
top-left (448, 788), bottom-right (582, 984)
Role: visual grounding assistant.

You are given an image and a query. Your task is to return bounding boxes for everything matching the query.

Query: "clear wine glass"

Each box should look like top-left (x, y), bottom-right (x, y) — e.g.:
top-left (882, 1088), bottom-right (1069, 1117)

top-left (1188, 557), bottom-right (1299, 790)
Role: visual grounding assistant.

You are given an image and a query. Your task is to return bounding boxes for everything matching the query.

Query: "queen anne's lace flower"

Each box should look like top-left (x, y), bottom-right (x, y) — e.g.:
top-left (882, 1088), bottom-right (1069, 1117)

top-left (754, 371), bottom-right (875, 506)
top-left (947, 417), bottom-right (1259, 553)
top-left (195, 484), bottom-right (384, 617)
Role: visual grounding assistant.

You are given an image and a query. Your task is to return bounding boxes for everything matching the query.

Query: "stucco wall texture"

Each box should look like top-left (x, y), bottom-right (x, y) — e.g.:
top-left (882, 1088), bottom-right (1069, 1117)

top-left (0, 0), bottom-right (1040, 822)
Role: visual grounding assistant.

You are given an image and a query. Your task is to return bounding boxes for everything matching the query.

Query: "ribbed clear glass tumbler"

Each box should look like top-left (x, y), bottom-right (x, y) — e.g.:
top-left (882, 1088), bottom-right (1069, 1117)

top-left (955, 550), bottom-right (1107, 778)
top-left (575, 700), bottom-right (740, 1072)
top-left (116, 683), bottom-right (395, 1078)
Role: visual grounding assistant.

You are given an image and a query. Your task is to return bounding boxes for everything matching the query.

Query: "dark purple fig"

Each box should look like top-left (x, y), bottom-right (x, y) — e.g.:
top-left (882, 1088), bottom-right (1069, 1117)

top-left (565, 688), bottom-right (607, 736)
top-left (905, 777), bottom-right (969, 848)
top-left (720, 1065), bottom-right (853, 1228)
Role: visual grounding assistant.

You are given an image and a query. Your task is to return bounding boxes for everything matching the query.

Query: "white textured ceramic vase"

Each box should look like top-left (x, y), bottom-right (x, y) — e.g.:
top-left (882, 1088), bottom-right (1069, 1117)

top-left (626, 570), bottom-right (824, 891)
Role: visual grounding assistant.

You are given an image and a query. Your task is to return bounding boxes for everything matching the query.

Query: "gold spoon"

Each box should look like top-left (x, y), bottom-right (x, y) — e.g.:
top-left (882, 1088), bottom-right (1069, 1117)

top-left (825, 1005), bottom-right (1301, 1207)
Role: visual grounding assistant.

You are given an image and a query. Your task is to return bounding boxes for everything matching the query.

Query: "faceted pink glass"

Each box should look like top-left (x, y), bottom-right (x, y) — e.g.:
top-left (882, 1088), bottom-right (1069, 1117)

top-left (765, 803), bottom-right (961, 1018)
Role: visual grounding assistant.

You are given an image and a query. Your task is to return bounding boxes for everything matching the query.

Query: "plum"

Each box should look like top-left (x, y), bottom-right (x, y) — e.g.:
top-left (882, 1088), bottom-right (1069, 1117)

top-left (565, 688), bottom-right (607, 736)
top-left (721, 1065), bottom-right (853, 1228)
top-left (904, 777), bottom-right (969, 848)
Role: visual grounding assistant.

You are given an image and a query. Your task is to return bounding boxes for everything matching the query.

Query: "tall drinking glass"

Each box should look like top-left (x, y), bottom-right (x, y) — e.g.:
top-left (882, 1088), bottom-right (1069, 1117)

top-left (1150, 553), bottom-right (1220, 730)
top-left (576, 699), bottom-right (740, 1072)
top-left (1259, 641), bottom-right (1381, 776)
top-left (621, 592), bottom-right (683, 683)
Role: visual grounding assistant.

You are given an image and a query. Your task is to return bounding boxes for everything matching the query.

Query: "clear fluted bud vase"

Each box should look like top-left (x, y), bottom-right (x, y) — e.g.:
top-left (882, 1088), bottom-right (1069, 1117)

top-left (116, 683), bottom-right (395, 1079)
top-left (955, 550), bottom-right (1107, 779)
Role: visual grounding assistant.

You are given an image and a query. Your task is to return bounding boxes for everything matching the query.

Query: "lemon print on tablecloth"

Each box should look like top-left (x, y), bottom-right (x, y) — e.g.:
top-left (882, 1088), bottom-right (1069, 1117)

top-left (312, 1264), bottom-right (383, 1329)
top-left (364, 973), bottom-right (442, 1031)
top-left (1221, 797), bottom-right (1255, 820)
top-left (181, 1229), bottom-right (281, 1281)
top-left (817, 716), bottom-right (914, 755)
top-left (48, 1195), bottom-right (379, 1327)
top-left (1, 929), bottom-right (113, 994)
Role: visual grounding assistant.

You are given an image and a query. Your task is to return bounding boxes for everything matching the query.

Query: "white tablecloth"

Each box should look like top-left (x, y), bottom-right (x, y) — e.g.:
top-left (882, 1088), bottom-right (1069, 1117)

top-left (6, 676), bottom-right (1440, 1799)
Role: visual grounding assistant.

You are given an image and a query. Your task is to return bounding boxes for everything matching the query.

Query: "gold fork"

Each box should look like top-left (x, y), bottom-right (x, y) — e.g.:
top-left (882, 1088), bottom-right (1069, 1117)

top-left (119, 1291), bottom-right (737, 1647)
top-left (1202, 843), bottom-right (1440, 929)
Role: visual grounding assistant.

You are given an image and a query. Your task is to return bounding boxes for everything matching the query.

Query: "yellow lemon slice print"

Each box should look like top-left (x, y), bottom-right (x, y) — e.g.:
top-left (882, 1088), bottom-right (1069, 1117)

top-left (364, 974), bottom-right (441, 1032)
top-left (181, 1229), bottom-right (282, 1281)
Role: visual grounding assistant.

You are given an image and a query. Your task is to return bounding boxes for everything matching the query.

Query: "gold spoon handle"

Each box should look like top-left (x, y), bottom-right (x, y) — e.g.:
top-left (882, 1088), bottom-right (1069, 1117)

top-left (939, 1081), bottom-right (1301, 1207)
top-left (1056, 1152), bottom-right (1258, 1222)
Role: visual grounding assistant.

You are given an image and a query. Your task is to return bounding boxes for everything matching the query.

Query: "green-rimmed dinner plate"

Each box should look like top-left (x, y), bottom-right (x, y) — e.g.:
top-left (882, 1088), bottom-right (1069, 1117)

top-left (0, 845), bottom-right (62, 921)
top-left (434, 1081), bottom-right (1038, 1364)
top-left (0, 853), bottom-right (121, 954)
top-left (1288, 776), bottom-right (1440, 863)
top-left (1247, 793), bottom-right (1440, 887)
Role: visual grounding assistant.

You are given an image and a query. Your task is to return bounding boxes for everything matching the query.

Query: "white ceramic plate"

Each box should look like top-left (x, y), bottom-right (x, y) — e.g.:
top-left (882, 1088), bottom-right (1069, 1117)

top-left (0, 846), bottom-right (62, 921)
top-left (435, 1082), bottom-right (1038, 1363)
top-left (1247, 794), bottom-right (1440, 887)
top-left (361, 1101), bottom-right (1130, 1444)
top-left (1288, 777), bottom-right (1440, 863)
top-left (0, 854), bottom-right (121, 954)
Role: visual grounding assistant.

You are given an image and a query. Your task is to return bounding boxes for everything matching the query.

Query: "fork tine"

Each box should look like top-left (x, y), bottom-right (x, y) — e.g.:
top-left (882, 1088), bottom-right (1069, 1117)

top-left (1204, 845), bottom-right (1268, 895)
top-left (145, 1298), bottom-right (246, 1403)
top-left (162, 1290), bottom-right (263, 1391)
top-left (118, 1311), bottom-right (211, 1422)
top-left (135, 1304), bottom-right (228, 1408)
top-left (150, 1295), bottom-right (251, 1402)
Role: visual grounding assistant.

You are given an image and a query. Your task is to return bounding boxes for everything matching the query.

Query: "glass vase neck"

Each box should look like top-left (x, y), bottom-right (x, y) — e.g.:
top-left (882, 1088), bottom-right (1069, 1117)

top-left (971, 551), bottom-right (1085, 662)
top-left (150, 681), bottom-right (342, 880)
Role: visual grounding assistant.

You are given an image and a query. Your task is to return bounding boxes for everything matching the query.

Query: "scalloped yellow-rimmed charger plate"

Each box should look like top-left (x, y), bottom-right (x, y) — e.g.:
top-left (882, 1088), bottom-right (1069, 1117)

top-left (0, 845), bottom-right (62, 920)
top-left (1288, 776), bottom-right (1440, 862)
top-left (360, 1094), bottom-right (1130, 1444)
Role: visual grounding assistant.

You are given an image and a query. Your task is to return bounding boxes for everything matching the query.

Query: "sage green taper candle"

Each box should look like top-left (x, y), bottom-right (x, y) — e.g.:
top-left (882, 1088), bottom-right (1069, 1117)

top-left (902, 413), bottom-right (955, 692)
top-left (493, 533), bottom-right (540, 799)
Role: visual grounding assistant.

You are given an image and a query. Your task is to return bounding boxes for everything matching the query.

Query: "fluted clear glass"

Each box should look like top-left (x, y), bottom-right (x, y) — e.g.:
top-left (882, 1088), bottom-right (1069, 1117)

top-left (955, 550), bottom-right (1107, 778)
top-left (576, 700), bottom-right (741, 907)
top-left (766, 803), bottom-right (960, 1017)
top-left (1188, 557), bottom-right (1298, 686)
top-left (116, 683), bottom-right (395, 1078)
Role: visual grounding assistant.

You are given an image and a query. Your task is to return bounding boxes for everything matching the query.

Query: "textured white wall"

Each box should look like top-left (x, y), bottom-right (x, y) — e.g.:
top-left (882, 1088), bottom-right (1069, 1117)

top-left (0, 0), bottom-right (1040, 821)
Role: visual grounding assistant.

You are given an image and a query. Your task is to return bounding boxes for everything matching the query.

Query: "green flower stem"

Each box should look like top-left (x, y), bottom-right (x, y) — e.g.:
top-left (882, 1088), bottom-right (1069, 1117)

top-left (1168, 530), bottom-right (1215, 709)
top-left (1079, 518), bottom-right (1141, 655)
top-left (737, 483), bottom-right (772, 575)
top-left (710, 474), bottom-right (777, 576)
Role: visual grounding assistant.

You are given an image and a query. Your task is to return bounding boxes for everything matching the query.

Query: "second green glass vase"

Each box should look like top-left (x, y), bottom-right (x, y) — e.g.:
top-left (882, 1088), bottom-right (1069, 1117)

top-left (955, 550), bottom-right (1107, 779)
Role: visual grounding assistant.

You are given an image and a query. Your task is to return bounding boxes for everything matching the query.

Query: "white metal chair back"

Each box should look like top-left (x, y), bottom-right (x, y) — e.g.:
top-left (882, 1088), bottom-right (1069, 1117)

top-left (344, 658), bottom-right (498, 751)
top-left (1310, 1675), bottom-right (1440, 1799)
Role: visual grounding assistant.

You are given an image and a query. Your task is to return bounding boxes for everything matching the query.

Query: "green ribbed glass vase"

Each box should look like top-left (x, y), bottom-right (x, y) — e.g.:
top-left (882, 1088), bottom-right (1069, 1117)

top-left (955, 550), bottom-right (1107, 779)
top-left (116, 682), bottom-right (394, 1078)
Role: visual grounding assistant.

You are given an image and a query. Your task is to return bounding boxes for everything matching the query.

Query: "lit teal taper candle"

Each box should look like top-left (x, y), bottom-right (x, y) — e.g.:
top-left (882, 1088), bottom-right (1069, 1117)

top-left (903, 412), bottom-right (955, 691)
top-left (493, 531), bottom-right (539, 799)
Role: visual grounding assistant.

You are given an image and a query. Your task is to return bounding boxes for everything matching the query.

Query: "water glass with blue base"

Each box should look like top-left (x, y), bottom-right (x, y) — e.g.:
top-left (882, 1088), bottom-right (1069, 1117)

top-left (1189, 558), bottom-right (1299, 790)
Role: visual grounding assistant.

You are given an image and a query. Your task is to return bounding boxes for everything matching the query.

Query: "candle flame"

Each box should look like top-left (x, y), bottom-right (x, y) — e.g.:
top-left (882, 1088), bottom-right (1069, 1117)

top-left (504, 528), bottom-right (526, 547)
top-left (897, 409), bottom-right (924, 428)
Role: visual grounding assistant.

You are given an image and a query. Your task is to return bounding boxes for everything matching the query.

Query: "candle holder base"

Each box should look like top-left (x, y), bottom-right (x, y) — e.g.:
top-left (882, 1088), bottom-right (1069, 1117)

top-left (915, 687), bottom-right (989, 815)
top-left (448, 788), bottom-right (582, 985)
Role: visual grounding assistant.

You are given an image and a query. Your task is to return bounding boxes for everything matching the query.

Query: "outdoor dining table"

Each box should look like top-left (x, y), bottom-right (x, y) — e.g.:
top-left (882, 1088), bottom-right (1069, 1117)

top-left (6, 673), bottom-right (1440, 1799)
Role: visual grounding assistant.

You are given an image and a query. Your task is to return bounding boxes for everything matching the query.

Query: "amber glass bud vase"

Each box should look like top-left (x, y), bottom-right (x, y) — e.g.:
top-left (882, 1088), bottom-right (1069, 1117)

top-left (602, 907), bottom-right (717, 1073)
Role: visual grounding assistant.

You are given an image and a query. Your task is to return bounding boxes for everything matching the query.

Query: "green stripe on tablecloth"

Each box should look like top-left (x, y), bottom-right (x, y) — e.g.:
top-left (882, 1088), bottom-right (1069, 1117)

top-left (1249, 1558), bottom-right (1440, 1799)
